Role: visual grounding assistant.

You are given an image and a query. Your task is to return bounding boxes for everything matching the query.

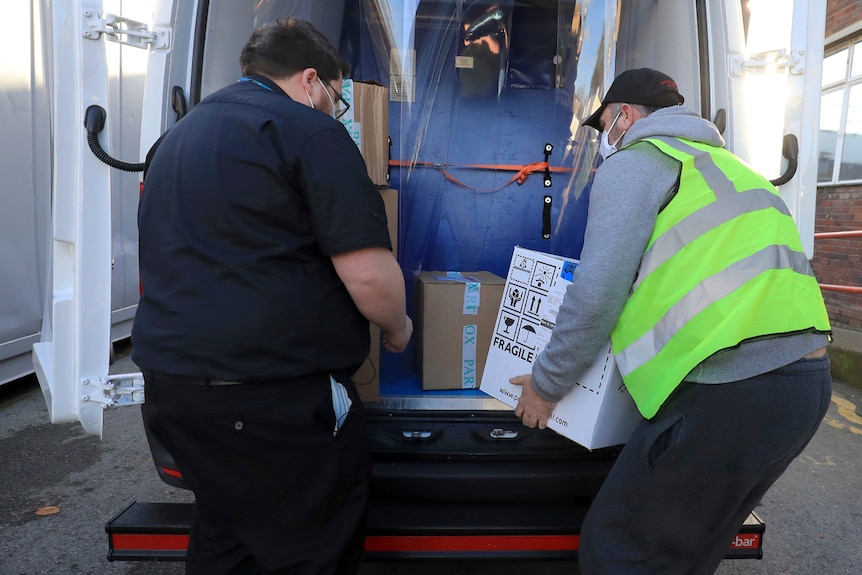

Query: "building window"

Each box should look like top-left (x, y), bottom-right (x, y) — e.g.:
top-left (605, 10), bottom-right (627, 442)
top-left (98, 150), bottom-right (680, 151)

top-left (820, 37), bottom-right (862, 184)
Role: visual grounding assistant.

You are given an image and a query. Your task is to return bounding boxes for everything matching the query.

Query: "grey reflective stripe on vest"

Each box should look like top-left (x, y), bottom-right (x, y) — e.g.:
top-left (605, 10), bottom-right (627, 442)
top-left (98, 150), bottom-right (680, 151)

top-left (633, 137), bottom-right (792, 292)
top-left (616, 243), bottom-right (813, 376)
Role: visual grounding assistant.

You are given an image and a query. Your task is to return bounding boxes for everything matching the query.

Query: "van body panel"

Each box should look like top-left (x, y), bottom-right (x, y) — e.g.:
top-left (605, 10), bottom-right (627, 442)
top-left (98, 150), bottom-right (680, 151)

top-left (32, 0), bottom-right (824, 560)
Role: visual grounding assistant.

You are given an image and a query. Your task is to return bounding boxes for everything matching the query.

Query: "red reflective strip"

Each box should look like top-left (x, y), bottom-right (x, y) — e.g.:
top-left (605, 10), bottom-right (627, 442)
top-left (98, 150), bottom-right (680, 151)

top-left (365, 531), bottom-right (760, 553)
top-left (110, 532), bottom-right (759, 554)
top-left (161, 467), bottom-right (183, 478)
top-left (364, 535), bottom-right (579, 553)
top-left (729, 534), bottom-right (762, 549)
top-left (111, 533), bottom-right (189, 551)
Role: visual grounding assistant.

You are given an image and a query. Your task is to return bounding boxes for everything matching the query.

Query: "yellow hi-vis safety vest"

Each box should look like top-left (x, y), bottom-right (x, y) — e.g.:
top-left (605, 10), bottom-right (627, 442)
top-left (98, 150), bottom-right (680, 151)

top-left (610, 136), bottom-right (831, 419)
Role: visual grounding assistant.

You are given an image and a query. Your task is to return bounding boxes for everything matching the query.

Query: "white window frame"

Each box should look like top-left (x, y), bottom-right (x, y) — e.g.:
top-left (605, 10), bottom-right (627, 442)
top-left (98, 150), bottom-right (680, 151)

top-left (820, 35), bottom-right (862, 185)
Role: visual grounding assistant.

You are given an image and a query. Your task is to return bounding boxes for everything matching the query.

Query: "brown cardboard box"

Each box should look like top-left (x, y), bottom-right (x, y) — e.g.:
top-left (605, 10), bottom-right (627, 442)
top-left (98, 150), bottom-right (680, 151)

top-left (340, 80), bottom-right (389, 187)
top-left (352, 189), bottom-right (398, 402)
top-left (379, 188), bottom-right (398, 256)
top-left (414, 271), bottom-right (505, 390)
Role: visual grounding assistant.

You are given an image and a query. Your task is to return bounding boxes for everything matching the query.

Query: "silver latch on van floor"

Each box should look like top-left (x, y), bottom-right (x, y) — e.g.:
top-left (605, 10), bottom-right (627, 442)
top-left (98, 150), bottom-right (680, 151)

top-left (490, 428), bottom-right (520, 439)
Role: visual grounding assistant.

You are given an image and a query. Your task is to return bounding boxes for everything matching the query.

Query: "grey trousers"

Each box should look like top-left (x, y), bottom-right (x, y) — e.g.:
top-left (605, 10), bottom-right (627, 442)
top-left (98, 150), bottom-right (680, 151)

top-left (579, 354), bottom-right (832, 575)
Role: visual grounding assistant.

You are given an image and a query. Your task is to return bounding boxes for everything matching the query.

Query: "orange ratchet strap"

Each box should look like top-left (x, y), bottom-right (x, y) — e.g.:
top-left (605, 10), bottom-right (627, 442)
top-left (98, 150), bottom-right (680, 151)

top-left (388, 159), bottom-right (582, 193)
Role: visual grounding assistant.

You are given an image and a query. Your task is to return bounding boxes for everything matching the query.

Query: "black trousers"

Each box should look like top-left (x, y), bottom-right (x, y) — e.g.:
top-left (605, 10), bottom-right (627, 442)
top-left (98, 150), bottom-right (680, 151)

top-left (141, 371), bottom-right (370, 575)
top-left (579, 355), bottom-right (832, 575)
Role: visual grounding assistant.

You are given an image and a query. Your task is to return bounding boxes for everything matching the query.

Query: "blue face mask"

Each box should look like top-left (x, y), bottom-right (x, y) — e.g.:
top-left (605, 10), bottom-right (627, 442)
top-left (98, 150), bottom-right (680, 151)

top-left (599, 108), bottom-right (626, 160)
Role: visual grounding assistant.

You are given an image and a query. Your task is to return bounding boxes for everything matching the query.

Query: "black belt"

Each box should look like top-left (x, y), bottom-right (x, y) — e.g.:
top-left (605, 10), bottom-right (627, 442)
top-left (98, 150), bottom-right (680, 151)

top-left (143, 371), bottom-right (244, 386)
top-left (198, 379), bottom-right (243, 386)
top-left (143, 370), bottom-right (345, 387)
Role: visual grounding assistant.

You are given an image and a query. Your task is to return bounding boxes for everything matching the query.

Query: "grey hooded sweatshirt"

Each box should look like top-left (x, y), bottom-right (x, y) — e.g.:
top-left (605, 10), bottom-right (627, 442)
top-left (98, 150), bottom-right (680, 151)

top-left (530, 105), bottom-right (830, 406)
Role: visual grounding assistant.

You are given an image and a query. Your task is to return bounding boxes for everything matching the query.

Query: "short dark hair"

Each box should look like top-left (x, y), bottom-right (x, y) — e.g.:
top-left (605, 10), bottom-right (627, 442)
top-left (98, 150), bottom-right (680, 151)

top-left (240, 18), bottom-right (349, 83)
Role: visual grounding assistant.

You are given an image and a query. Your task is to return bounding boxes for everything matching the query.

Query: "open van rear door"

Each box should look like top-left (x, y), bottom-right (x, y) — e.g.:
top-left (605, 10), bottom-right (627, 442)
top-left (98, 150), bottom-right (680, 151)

top-left (729, 0), bottom-right (827, 257)
top-left (33, 0), bottom-right (164, 437)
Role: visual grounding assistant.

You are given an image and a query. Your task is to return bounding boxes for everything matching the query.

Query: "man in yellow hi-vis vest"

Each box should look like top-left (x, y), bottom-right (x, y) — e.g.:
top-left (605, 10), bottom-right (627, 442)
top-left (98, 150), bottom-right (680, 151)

top-left (510, 68), bottom-right (832, 574)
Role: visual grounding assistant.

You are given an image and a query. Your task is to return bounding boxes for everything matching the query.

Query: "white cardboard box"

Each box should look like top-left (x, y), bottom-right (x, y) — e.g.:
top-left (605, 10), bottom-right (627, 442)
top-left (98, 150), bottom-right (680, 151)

top-left (479, 247), bottom-right (642, 449)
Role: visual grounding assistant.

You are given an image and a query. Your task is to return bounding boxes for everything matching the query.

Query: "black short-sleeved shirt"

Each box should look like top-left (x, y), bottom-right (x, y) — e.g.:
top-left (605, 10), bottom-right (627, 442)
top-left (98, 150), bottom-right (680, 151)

top-left (131, 74), bottom-right (392, 381)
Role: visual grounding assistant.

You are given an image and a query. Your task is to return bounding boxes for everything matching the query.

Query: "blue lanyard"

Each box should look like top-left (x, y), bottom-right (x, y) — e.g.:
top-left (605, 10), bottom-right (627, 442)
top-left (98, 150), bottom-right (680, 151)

top-left (239, 77), bottom-right (274, 92)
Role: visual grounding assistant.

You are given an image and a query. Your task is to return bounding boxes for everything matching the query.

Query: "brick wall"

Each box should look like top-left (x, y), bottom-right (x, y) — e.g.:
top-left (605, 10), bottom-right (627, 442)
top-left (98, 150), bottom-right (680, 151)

top-left (811, 185), bottom-right (862, 329)
top-left (815, 1), bottom-right (862, 330)
top-left (826, 0), bottom-right (862, 38)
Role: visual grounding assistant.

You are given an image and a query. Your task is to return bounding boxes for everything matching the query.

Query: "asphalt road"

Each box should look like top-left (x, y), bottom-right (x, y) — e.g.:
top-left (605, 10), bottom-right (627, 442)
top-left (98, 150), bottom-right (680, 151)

top-left (1, 344), bottom-right (860, 575)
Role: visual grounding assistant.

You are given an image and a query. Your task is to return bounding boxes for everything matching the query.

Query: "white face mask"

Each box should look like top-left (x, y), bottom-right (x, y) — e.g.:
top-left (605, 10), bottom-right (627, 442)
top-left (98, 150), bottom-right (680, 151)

top-left (317, 77), bottom-right (338, 119)
top-left (599, 108), bottom-right (626, 160)
top-left (305, 79), bottom-right (339, 119)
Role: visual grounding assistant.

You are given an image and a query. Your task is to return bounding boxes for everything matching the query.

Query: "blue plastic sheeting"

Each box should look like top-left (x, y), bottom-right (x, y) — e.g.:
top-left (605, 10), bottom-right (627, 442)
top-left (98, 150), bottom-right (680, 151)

top-left (338, 0), bottom-right (614, 384)
top-left (342, 1), bottom-right (605, 278)
top-left (190, 0), bottom-right (616, 390)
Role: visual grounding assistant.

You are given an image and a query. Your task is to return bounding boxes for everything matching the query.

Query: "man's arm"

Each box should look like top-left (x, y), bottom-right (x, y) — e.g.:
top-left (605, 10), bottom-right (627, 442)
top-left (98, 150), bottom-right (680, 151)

top-left (515, 146), bottom-right (678, 427)
top-left (331, 247), bottom-right (413, 352)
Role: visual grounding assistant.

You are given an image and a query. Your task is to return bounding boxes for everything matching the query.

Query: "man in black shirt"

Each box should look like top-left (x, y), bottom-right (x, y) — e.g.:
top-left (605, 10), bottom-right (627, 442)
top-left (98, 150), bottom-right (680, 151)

top-left (134, 19), bottom-right (412, 575)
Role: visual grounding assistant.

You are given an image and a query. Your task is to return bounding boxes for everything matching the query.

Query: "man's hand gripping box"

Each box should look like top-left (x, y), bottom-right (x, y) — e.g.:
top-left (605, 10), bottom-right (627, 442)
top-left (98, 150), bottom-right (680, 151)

top-left (479, 247), bottom-right (641, 449)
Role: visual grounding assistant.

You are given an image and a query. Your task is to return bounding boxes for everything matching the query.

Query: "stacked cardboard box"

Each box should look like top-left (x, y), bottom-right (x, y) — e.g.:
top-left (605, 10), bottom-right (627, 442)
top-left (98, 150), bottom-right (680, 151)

top-left (340, 80), bottom-right (389, 187)
top-left (414, 271), bottom-right (505, 390)
top-left (352, 188), bottom-right (398, 402)
top-left (338, 79), bottom-right (394, 402)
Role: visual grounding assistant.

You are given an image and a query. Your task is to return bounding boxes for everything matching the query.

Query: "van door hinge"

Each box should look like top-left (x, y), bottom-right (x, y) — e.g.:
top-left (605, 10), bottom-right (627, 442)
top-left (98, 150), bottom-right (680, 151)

top-left (82, 373), bottom-right (145, 408)
top-left (729, 49), bottom-right (804, 76)
top-left (82, 11), bottom-right (170, 50)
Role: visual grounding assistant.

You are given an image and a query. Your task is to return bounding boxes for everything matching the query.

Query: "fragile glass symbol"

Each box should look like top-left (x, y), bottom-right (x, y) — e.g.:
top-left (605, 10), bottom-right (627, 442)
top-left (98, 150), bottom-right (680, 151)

top-left (503, 316), bottom-right (515, 333)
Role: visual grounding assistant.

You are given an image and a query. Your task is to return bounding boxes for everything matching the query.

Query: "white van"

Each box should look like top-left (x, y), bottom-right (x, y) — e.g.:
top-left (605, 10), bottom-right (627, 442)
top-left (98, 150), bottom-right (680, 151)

top-left (31, 0), bottom-right (825, 562)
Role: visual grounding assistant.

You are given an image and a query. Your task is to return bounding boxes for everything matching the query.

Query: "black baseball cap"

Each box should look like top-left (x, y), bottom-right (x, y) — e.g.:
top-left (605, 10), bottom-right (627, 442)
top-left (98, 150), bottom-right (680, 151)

top-left (583, 68), bottom-right (684, 131)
